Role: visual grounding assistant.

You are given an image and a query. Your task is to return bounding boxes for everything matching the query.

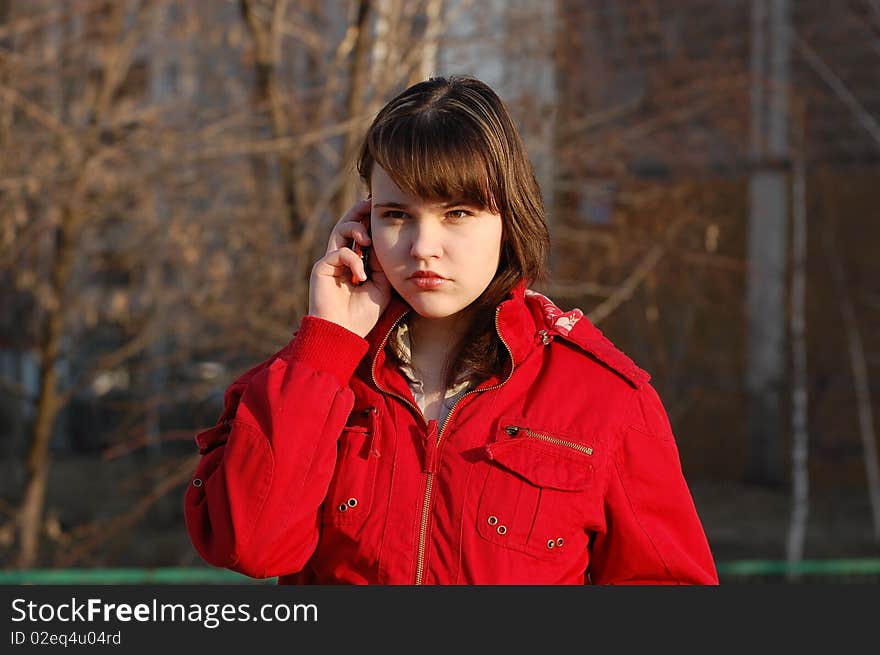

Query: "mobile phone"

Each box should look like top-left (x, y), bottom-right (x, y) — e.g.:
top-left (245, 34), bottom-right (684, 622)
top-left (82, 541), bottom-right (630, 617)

top-left (349, 208), bottom-right (373, 284)
top-left (350, 223), bottom-right (371, 285)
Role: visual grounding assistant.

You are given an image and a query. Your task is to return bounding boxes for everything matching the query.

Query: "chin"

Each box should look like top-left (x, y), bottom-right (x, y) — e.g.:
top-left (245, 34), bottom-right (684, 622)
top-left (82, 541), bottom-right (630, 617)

top-left (407, 303), bottom-right (457, 320)
top-left (402, 295), bottom-right (461, 320)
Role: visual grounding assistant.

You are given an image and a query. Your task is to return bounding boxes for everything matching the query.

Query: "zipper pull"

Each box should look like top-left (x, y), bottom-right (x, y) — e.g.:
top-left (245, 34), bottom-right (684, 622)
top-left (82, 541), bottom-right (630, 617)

top-left (504, 425), bottom-right (521, 437)
top-left (423, 419), bottom-right (440, 473)
top-left (367, 406), bottom-right (380, 457)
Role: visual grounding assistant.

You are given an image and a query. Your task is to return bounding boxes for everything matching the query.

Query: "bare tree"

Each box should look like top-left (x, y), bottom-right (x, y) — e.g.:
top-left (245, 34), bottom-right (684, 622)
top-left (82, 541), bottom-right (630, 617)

top-left (786, 105), bottom-right (808, 579)
top-left (1, 0), bottom-right (482, 570)
top-left (331, 0), bottom-right (373, 220)
top-left (1, 0), bottom-right (174, 568)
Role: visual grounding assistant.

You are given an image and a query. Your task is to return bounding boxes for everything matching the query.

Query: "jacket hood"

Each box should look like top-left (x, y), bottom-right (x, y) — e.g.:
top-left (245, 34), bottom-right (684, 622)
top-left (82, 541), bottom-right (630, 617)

top-left (523, 287), bottom-right (650, 389)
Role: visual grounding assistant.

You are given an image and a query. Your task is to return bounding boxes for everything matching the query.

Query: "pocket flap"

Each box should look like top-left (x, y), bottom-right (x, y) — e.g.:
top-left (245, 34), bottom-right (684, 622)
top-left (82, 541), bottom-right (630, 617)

top-left (484, 418), bottom-right (594, 491)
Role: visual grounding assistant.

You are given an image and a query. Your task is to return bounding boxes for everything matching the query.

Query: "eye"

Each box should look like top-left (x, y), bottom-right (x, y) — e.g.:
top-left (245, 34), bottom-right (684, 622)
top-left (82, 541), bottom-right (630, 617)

top-left (381, 210), bottom-right (409, 220)
top-left (446, 209), bottom-right (473, 221)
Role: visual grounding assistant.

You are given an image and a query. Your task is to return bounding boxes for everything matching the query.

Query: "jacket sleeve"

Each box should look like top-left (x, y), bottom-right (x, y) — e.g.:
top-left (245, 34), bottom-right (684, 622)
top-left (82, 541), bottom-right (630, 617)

top-left (184, 315), bottom-right (369, 579)
top-left (588, 383), bottom-right (719, 585)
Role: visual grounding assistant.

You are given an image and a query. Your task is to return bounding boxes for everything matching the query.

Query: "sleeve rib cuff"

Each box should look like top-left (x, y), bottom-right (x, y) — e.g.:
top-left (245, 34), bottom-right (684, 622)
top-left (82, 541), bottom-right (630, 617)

top-left (288, 316), bottom-right (370, 386)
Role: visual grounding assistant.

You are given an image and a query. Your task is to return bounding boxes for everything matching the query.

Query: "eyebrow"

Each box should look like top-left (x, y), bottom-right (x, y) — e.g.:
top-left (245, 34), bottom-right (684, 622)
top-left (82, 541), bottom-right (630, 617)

top-left (372, 200), bottom-right (473, 210)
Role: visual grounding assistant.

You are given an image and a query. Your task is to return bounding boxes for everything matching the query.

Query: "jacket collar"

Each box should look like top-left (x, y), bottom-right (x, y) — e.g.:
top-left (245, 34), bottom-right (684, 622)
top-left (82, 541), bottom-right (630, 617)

top-left (523, 288), bottom-right (650, 389)
top-left (362, 280), bottom-right (538, 393)
top-left (362, 278), bottom-right (649, 392)
top-left (569, 319), bottom-right (650, 388)
top-left (364, 278), bottom-right (538, 367)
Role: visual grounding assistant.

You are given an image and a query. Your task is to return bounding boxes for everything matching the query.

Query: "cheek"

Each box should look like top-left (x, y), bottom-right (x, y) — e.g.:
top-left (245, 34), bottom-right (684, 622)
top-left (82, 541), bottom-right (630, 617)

top-left (369, 231), bottom-right (397, 267)
top-left (467, 224), bottom-right (503, 258)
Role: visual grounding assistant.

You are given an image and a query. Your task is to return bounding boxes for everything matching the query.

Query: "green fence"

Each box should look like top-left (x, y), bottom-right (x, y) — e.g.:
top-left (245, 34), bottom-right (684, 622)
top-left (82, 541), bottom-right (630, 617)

top-left (2, 560), bottom-right (880, 584)
top-left (716, 558), bottom-right (880, 583)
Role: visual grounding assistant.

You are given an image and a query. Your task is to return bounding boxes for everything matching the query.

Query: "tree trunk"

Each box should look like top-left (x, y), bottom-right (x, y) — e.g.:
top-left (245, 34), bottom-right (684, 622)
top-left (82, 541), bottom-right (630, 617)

top-left (370, 0), bottom-right (402, 108)
top-left (18, 381), bottom-right (56, 569)
top-left (331, 0), bottom-right (373, 220)
top-left (17, 211), bottom-right (76, 569)
top-left (785, 113), bottom-right (808, 579)
top-left (745, 0), bottom-right (790, 485)
top-left (240, 0), bottom-right (304, 241)
top-left (414, 0), bottom-right (442, 83)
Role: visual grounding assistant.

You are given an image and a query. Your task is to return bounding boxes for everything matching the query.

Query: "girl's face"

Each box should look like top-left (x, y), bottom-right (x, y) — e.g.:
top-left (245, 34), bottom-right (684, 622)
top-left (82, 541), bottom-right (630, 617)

top-left (370, 165), bottom-right (503, 320)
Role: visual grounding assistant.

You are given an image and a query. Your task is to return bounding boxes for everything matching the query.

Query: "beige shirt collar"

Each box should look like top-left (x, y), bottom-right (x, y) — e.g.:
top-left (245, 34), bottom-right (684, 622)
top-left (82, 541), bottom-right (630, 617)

top-left (392, 321), bottom-right (472, 422)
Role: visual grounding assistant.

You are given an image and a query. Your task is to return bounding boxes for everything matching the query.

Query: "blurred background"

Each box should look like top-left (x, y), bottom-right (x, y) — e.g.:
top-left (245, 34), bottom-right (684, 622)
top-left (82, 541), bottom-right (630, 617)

top-left (1, 0), bottom-right (879, 584)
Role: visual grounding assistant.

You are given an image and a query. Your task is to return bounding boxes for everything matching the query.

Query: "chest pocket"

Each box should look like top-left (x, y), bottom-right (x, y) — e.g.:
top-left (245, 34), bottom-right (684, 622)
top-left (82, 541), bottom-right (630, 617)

top-left (322, 405), bottom-right (381, 539)
top-left (476, 416), bottom-right (595, 560)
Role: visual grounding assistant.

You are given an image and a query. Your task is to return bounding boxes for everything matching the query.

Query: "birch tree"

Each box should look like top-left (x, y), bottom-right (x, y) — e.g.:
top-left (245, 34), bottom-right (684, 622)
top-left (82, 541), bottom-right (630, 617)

top-left (746, 0), bottom-right (790, 485)
top-left (786, 107), bottom-right (808, 578)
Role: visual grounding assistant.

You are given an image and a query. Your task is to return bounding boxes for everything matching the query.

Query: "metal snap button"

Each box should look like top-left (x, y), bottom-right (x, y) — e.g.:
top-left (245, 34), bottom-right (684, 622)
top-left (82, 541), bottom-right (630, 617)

top-left (191, 478), bottom-right (202, 487)
top-left (496, 525), bottom-right (507, 535)
top-left (546, 539), bottom-right (555, 549)
top-left (338, 503), bottom-right (348, 512)
top-left (347, 498), bottom-right (358, 508)
top-left (487, 515), bottom-right (498, 525)
top-left (556, 537), bottom-right (564, 547)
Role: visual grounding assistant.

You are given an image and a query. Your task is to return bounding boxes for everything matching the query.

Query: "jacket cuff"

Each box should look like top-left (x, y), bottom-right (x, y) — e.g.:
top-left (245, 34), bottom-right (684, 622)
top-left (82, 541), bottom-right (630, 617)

top-left (288, 316), bottom-right (369, 385)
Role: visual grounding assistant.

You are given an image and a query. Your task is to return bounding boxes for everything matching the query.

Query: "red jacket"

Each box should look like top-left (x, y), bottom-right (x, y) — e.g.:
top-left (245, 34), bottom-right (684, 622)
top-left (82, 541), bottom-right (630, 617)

top-left (185, 279), bottom-right (718, 584)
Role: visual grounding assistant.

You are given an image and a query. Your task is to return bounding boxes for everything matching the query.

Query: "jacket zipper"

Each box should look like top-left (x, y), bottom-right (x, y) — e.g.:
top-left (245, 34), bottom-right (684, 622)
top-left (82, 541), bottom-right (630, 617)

top-left (370, 305), bottom-right (516, 585)
top-left (502, 425), bottom-right (593, 456)
top-left (416, 306), bottom-right (515, 585)
top-left (370, 311), bottom-right (431, 582)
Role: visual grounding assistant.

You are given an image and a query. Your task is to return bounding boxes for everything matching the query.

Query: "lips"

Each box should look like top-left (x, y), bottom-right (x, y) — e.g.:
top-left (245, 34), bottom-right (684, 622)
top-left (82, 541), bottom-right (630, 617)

top-left (409, 271), bottom-right (448, 290)
top-left (409, 271), bottom-right (447, 280)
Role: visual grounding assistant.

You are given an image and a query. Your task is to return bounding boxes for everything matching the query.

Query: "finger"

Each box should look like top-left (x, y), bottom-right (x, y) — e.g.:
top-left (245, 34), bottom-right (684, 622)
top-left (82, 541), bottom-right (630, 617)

top-left (328, 220), bottom-right (372, 251)
top-left (323, 247), bottom-right (365, 276)
top-left (315, 247), bottom-right (367, 283)
top-left (333, 198), bottom-right (372, 233)
top-left (329, 198), bottom-right (372, 247)
top-left (337, 197), bottom-right (372, 224)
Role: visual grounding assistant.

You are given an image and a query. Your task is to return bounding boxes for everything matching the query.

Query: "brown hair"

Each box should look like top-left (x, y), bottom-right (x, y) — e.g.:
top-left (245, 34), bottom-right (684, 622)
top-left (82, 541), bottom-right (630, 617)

top-left (357, 75), bottom-right (550, 392)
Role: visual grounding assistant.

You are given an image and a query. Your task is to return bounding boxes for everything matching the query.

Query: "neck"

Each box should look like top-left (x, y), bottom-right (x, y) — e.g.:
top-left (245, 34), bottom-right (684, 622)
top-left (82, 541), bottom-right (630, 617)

top-left (408, 310), bottom-right (473, 378)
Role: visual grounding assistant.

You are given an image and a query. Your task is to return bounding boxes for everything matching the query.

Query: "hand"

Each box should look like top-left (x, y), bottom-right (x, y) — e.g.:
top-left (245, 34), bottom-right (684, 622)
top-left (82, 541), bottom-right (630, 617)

top-left (308, 198), bottom-right (392, 338)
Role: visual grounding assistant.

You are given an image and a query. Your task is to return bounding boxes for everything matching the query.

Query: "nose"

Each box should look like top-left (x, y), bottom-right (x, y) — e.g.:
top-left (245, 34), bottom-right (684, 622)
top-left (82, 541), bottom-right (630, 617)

top-left (408, 220), bottom-right (443, 260)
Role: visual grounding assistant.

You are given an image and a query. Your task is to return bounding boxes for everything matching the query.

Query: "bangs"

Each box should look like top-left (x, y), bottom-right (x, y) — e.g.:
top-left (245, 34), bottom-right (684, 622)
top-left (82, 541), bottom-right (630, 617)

top-left (364, 113), bottom-right (500, 213)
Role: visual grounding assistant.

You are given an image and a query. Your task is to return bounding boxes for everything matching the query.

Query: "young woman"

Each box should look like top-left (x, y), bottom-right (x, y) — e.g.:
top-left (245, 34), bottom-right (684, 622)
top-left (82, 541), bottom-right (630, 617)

top-left (185, 75), bottom-right (719, 585)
